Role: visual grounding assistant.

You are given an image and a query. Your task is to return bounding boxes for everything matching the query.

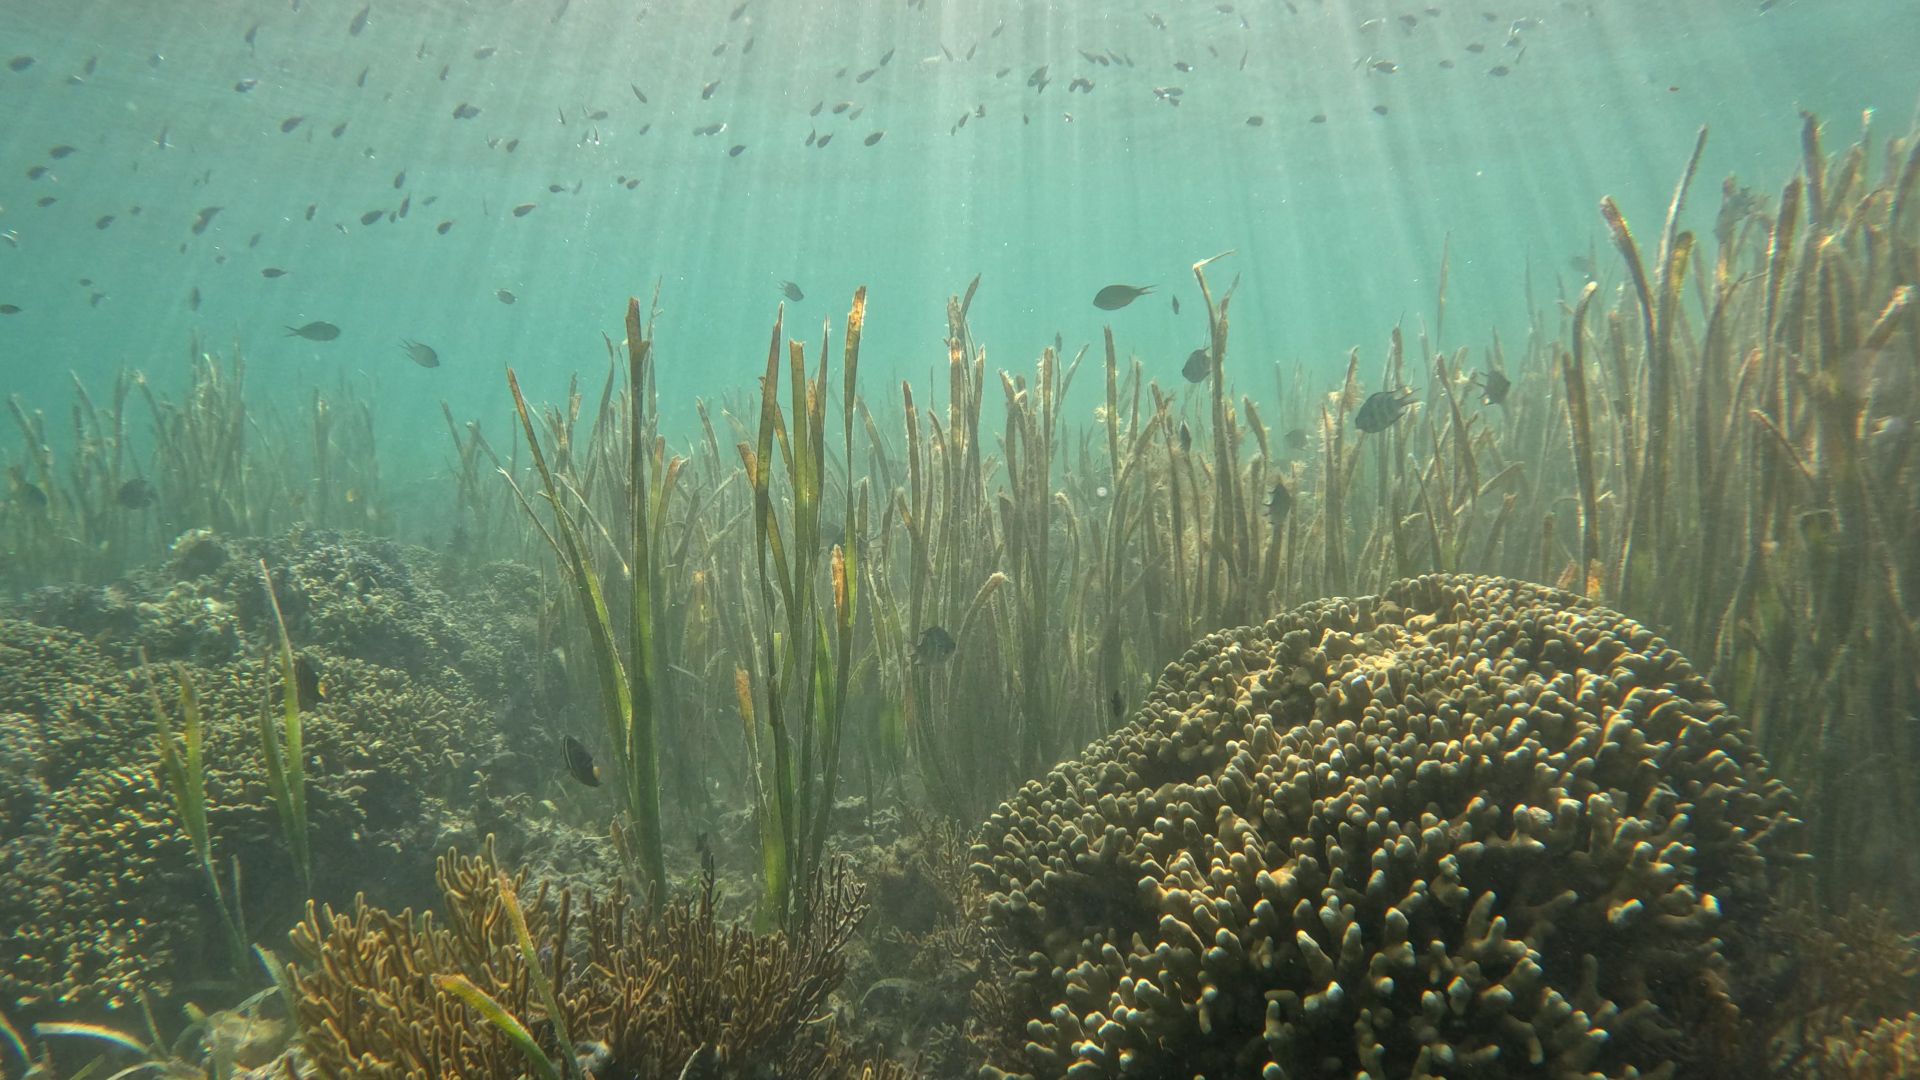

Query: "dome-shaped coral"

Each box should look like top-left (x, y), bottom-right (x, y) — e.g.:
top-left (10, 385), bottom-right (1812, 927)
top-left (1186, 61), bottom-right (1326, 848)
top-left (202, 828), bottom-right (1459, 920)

top-left (974, 574), bottom-right (1802, 1079)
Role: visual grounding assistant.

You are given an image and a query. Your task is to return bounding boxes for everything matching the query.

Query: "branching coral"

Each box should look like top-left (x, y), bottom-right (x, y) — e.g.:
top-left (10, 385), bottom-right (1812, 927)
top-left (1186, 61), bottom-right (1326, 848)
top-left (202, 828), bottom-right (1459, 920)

top-left (974, 573), bottom-right (1804, 1079)
top-left (289, 837), bottom-right (908, 1080)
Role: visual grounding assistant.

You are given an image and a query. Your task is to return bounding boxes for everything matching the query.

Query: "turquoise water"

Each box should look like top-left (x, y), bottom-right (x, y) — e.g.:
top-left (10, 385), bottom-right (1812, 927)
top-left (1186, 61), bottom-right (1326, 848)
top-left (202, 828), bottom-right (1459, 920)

top-left (0, 0), bottom-right (1913, 464)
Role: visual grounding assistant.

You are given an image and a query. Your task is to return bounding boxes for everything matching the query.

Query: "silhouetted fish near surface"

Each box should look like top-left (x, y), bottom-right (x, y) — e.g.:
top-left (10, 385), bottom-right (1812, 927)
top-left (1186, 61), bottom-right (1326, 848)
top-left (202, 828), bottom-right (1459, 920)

top-left (261, 267), bottom-right (288, 279)
top-left (1182, 347), bottom-right (1210, 383)
top-left (0, 305), bottom-right (20, 316)
top-left (778, 279), bottom-right (804, 302)
top-left (286, 321), bottom-right (340, 340)
top-left (349, 3), bottom-right (370, 35)
top-left (1093, 284), bottom-right (1154, 310)
top-left (913, 625), bottom-right (957, 664)
top-left (116, 477), bottom-right (156, 509)
top-left (401, 340), bottom-right (440, 368)
top-left (562, 735), bottom-right (601, 786)
top-left (1171, 295), bottom-right (1180, 314)
top-left (496, 288), bottom-right (516, 304)
top-left (1471, 369), bottom-right (1511, 405)
top-left (1354, 388), bottom-right (1418, 432)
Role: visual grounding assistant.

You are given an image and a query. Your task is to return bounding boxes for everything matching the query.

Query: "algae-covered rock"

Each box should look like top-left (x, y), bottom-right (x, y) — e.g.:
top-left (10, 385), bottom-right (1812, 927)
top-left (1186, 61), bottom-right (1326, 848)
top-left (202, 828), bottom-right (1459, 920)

top-left (975, 574), bottom-right (1803, 1080)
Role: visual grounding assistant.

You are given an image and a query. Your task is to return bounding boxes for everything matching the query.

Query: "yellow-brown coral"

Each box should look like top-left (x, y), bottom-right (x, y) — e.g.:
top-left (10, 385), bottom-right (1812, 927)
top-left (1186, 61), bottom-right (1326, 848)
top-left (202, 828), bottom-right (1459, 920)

top-left (974, 574), bottom-right (1803, 1079)
top-left (289, 836), bottom-right (909, 1080)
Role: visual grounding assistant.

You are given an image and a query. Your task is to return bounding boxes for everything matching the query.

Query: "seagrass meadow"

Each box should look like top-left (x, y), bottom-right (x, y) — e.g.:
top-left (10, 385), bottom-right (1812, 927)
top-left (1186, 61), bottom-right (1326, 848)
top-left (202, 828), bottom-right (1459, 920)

top-left (3, 0), bottom-right (1920, 1077)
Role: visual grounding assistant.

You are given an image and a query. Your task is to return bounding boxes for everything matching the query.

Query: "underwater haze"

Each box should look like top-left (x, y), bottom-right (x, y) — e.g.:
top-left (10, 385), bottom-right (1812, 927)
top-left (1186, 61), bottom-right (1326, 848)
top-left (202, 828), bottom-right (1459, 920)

top-left (6, 0), bottom-right (1920, 1078)
top-left (1, 0), bottom-right (1908, 428)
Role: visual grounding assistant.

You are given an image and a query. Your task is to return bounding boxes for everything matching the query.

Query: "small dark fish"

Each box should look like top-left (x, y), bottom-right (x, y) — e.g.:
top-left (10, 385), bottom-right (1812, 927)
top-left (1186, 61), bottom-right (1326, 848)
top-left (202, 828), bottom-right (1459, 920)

top-left (815, 133), bottom-right (832, 147)
top-left (702, 78), bottom-right (720, 99)
top-left (474, 45), bottom-right (497, 60)
top-left (280, 115), bottom-right (304, 133)
top-left (95, 215), bottom-right (115, 230)
top-left (261, 267), bottom-right (287, 278)
top-left (187, 287), bottom-right (201, 311)
top-left (778, 280), bottom-right (804, 301)
top-left (1178, 421), bottom-right (1192, 452)
top-left (864, 130), bottom-right (884, 146)
top-left (1488, 65), bottom-right (1510, 76)
top-left (1246, 115), bottom-right (1264, 126)
top-left (286, 321), bottom-right (341, 341)
top-left (436, 220), bottom-right (454, 234)
top-left (913, 625), bottom-right (957, 664)
top-left (401, 340), bottom-right (440, 368)
top-left (116, 477), bottom-right (156, 509)
top-left (1471, 369), bottom-right (1511, 405)
top-left (0, 305), bottom-right (19, 315)
top-left (294, 655), bottom-right (326, 708)
top-left (562, 735), bottom-right (601, 786)
top-left (1283, 427), bottom-right (1310, 452)
top-left (25, 165), bottom-right (47, 180)
top-left (359, 209), bottom-right (384, 226)
top-left (331, 121), bottom-right (348, 138)
top-left (1109, 689), bottom-right (1125, 720)
top-left (1372, 104), bottom-right (1390, 116)
top-left (513, 203), bottom-right (536, 217)
top-left (355, 67), bottom-right (368, 87)
top-left (1310, 113), bottom-right (1328, 123)
top-left (1093, 284), bottom-right (1154, 310)
top-left (496, 288), bottom-right (516, 304)
top-left (12, 478), bottom-right (47, 509)
top-left (235, 78), bottom-right (257, 92)
top-left (856, 67), bottom-right (876, 83)
top-left (452, 102), bottom-right (480, 119)
top-left (727, 143), bottom-right (746, 156)
top-left (1265, 479), bottom-right (1291, 523)
top-left (631, 83), bottom-right (648, 104)
top-left (48, 145), bottom-right (77, 159)
top-left (1182, 348), bottom-right (1210, 383)
top-left (1354, 388), bottom-right (1418, 432)
top-left (192, 206), bottom-right (223, 234)
top-left (8, 55), bottom-right (34, 72)
top-left (1171, 295), bottom-right (1180, 314)
top-left (349, 3), bottom-right (371, 35)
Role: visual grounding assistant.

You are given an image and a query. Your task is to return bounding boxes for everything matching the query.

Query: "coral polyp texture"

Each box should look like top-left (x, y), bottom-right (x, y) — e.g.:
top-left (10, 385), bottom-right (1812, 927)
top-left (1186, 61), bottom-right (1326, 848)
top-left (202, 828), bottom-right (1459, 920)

top-left (973, 574), bottom-right (1803, 1080)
